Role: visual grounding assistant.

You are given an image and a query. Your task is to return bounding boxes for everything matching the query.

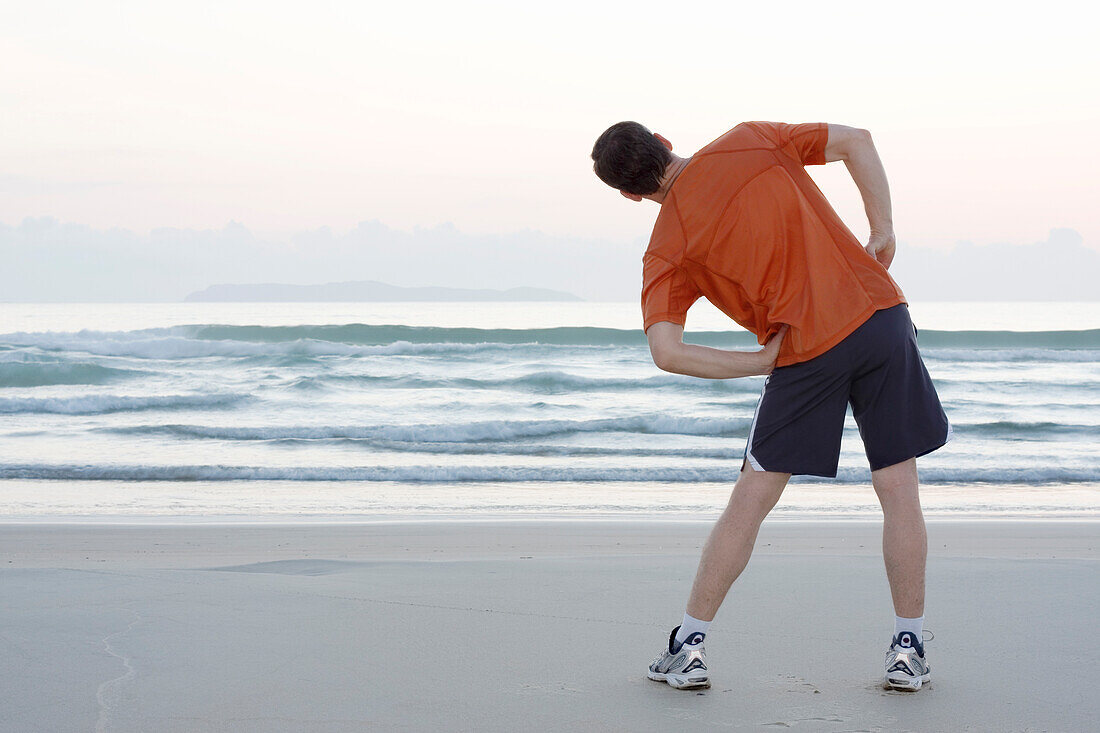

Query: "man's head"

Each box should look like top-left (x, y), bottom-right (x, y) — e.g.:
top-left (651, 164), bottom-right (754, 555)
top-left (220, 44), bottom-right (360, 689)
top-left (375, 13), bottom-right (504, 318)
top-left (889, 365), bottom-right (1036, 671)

top-left (591, 121), bottom-right (673, 201)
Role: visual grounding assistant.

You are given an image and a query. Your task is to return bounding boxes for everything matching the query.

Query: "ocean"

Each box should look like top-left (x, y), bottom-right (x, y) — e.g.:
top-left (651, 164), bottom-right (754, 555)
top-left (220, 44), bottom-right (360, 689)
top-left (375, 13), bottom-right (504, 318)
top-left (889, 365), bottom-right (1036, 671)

top-left (1, 301), bottom-right (1098, 521)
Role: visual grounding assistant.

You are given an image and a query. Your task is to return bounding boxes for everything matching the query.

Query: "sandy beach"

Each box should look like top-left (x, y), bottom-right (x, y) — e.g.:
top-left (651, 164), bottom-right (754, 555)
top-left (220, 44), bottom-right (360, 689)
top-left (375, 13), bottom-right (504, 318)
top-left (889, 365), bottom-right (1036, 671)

top-left (1, 518), bottom-right (1096, 732)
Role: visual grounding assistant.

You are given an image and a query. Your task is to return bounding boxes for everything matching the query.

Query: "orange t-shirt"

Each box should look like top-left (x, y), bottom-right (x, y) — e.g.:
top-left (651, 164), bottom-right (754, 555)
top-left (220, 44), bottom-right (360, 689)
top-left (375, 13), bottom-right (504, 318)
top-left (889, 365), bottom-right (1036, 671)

top-left (641, 121), bottom-right (907, 368)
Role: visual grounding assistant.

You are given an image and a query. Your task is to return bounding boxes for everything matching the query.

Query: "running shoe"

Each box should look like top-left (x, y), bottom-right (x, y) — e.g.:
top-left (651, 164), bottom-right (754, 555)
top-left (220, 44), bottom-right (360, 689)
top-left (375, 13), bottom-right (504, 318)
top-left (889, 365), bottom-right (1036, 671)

top-left (884, 631), bottom-right (931, 691)
top-left (647, 626), bottom-right (710, 690)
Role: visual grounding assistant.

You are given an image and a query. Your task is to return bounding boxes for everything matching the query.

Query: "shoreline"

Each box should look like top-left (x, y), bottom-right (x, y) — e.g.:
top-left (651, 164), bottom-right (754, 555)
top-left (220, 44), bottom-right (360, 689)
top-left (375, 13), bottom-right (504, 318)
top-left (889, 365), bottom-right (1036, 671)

top-left (3, 519), bottom-right (1097, 568)
top-left (2, 511), bottom-right (1100, 525)
top-left (2, 478), bottom-right (1097, 523)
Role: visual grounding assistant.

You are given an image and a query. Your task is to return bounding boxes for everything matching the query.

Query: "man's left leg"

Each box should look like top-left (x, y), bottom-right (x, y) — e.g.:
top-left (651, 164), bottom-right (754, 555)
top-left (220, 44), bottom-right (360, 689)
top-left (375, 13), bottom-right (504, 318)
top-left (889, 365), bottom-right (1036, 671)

top-left (647, 463), bottom-right (790, 690)
top-left (685, 462), bottom-right (792, 621)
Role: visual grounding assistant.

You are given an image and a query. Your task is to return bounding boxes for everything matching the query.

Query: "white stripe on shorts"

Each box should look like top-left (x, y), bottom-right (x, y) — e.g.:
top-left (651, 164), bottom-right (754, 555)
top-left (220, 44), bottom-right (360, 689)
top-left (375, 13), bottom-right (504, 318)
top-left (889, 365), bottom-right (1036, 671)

top-left (745, 375), bottom-right (770, 472)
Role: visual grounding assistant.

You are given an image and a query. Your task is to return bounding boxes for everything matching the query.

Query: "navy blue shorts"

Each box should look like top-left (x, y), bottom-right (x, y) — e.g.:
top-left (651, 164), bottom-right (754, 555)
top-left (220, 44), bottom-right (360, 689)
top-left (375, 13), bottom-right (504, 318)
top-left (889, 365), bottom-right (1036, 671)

top-left (743, 304), bottom-right (951, 477)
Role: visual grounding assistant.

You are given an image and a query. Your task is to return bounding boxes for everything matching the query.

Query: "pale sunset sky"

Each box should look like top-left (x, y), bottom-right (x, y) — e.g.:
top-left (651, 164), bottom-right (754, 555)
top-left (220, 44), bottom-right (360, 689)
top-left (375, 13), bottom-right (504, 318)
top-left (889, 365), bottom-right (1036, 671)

top-left (2, 0), bottom-right (1097, 301)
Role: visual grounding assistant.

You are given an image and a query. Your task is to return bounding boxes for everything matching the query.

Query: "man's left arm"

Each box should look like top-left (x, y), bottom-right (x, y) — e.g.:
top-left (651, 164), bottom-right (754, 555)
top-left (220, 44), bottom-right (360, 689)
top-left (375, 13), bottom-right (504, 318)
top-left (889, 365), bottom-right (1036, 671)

top-left (646, 322), bottom-right (788, 379)
top-left (823, 124), bottom-right (896, 269)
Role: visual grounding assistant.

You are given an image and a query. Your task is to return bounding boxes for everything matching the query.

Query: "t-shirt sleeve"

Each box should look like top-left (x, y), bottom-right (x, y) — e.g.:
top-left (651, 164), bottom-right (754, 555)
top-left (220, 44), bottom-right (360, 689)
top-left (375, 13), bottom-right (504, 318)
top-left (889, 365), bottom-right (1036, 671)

top-left (752, 121), bottom-right (828, 166)
top-left (641, 253), bottom-right (701, 332)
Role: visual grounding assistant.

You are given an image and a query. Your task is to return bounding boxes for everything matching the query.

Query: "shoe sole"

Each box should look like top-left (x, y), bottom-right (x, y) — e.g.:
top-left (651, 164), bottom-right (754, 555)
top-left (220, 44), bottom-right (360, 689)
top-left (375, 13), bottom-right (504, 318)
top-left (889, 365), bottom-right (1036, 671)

top-left (647, 670), bottom-right (711, 690)
top-left (883, 672), bottom-right (931, 691)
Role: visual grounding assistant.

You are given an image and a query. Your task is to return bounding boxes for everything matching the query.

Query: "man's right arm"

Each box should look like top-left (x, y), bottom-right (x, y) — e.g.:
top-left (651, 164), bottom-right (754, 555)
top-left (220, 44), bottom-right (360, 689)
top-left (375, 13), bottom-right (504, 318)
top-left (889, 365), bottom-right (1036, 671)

top-left (823, 124), bottom-right (896, 269)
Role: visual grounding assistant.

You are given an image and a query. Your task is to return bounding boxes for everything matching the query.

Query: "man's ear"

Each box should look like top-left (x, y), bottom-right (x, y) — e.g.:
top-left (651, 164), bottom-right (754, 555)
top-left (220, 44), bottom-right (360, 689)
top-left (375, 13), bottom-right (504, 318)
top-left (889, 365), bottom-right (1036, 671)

top-left (653, 133), bottom-right (673, 151)
top-left (620, 190), bottom-right (643, 202)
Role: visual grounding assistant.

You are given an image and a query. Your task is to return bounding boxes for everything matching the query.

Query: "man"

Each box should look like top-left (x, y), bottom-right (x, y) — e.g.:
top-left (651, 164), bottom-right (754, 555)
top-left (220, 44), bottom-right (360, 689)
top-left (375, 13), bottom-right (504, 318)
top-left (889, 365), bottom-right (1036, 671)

top-left (590, 120), bottom-right (951, 692)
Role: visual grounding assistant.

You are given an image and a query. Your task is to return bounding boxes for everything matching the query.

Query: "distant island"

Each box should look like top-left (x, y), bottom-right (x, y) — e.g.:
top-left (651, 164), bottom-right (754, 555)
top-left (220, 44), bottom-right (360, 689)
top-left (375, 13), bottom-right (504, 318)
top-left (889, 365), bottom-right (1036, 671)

top-left (184, 280), bottom-right (584, 302)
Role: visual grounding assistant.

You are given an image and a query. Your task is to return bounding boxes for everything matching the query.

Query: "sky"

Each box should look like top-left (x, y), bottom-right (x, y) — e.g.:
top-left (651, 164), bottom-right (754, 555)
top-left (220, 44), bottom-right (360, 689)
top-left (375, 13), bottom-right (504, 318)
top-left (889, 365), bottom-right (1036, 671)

top-left (2, 0), bottom-right (1098, 300)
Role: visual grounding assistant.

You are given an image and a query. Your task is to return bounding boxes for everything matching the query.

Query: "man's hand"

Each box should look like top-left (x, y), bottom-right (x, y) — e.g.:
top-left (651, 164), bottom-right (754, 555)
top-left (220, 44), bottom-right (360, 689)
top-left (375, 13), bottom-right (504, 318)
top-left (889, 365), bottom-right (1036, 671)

top-left (757, 325), bottom-right (789, 375)
top-left (865, 230), bottom-right (896, 269)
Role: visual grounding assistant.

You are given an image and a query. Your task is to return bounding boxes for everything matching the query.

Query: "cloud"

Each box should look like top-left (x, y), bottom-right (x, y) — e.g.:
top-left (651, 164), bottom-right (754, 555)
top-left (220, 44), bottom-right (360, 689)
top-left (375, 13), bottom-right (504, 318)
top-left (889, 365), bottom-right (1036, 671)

top-left (0, 218), bottom-right (1095, 303)
top-left (0, 217), bottom-right (643, 302)
top-left (890, 228), bottom-right (1097, 301)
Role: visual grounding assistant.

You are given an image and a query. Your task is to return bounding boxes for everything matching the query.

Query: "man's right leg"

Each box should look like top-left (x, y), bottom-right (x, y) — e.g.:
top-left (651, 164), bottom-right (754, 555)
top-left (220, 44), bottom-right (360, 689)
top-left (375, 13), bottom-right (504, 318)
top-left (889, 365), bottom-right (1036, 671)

top-left (684, 461), bottom-right (791, 622)
top-left (871, 457), bottom-right (926, 620)
top-left (873, 457), bottom-right (933, 690)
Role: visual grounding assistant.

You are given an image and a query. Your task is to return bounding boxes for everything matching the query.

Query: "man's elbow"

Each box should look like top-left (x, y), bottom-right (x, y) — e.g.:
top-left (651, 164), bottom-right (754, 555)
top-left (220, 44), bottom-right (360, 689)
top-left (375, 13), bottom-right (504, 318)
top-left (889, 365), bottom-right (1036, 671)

top-left (827, 125), bottom-right (874, 162)
top-left (649, 343), bottom-right (679, 373)
top-left (850, 127), bottom-right (874, 154)
top-left (646, 322), bottom-right (687, 373)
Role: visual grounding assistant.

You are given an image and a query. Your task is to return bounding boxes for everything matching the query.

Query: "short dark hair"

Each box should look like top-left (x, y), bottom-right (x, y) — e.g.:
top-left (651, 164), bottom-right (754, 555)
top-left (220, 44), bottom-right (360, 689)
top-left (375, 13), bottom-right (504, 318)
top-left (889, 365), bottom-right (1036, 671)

top-left (590, 121), bottom-right (671, 195)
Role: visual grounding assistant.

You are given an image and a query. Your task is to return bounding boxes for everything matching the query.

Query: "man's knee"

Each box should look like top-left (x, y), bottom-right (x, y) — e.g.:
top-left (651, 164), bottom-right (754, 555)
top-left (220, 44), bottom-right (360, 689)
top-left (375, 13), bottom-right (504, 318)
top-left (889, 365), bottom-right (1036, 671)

top-left (871, 456), bottom-right (917, 480)
top-left (872, 458), bottom-right (918, 492)
top-left (730, 465), bottom-right (790, 516)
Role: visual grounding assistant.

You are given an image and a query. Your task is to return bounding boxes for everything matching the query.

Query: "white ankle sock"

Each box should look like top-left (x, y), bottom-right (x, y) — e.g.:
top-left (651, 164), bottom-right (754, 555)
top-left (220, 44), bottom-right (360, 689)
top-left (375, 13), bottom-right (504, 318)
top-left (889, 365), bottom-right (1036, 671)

top-left (894, 615), bottom-right (924, 645)
top-left (675, 613), bottom-right (711, 646)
